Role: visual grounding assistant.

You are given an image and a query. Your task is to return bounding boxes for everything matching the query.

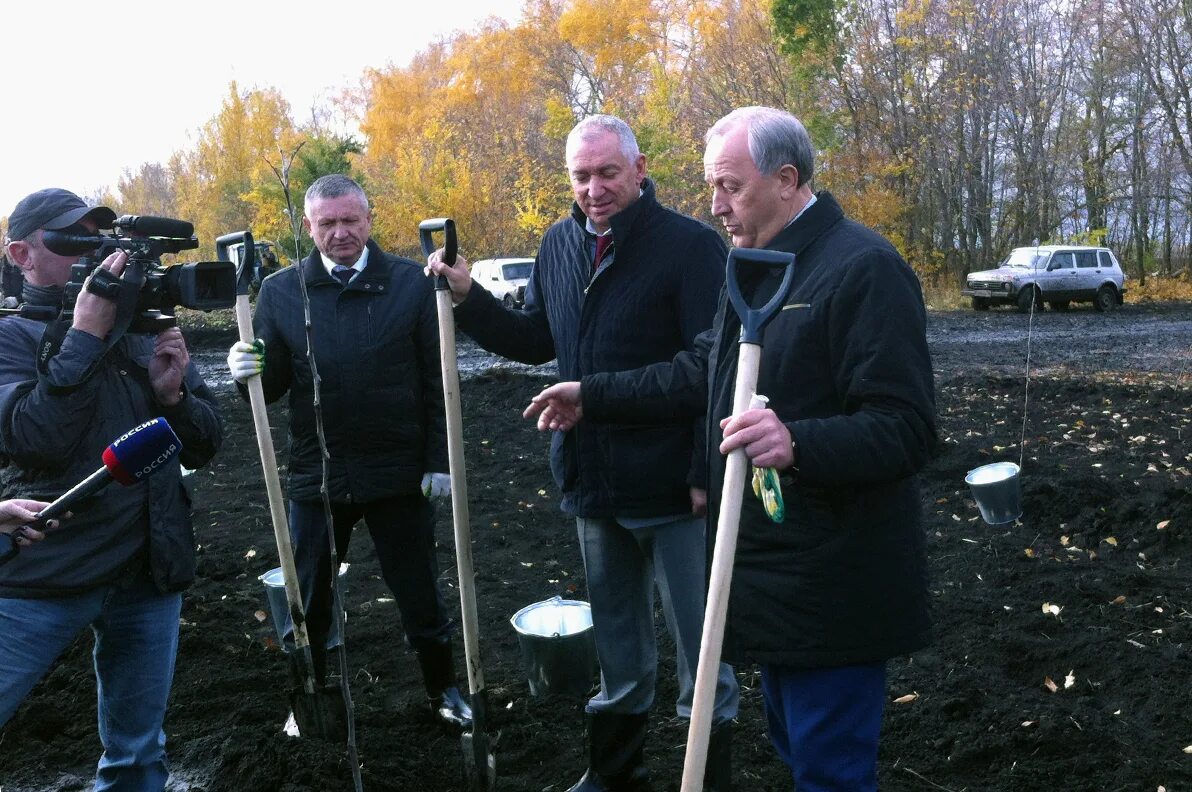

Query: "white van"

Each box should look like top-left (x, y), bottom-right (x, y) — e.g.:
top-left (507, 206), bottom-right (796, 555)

top-left (471, 257), bottom-right (534, 307)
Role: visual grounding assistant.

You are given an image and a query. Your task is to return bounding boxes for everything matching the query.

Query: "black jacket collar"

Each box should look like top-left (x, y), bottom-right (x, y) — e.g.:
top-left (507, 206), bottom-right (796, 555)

top-left (765, 191), bottom-right (844, 256)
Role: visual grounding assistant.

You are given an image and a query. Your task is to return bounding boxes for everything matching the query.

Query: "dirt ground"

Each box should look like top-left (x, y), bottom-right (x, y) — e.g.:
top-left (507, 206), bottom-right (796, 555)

top-left (1, 302), bottom-right (1189, 792)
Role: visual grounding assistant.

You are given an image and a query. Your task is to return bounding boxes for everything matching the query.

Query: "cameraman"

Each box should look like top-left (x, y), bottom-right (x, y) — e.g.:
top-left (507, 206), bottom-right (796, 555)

top-left (0, 188), bottom-right (222, 790)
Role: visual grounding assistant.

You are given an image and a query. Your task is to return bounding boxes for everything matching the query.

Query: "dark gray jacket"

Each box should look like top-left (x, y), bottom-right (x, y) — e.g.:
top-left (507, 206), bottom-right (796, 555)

top-left (249, 240), bottom-right (447, 502)
top-left (584, 193), bottom-right (935, 668)
top-left (0, 319), bottom-right (222, 596)
top-left (453, 179), bottom-right (726, 517)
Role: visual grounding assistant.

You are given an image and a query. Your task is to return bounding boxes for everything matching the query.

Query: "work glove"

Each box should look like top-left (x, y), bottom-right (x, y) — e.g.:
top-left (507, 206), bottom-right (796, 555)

top-left (227, 339), bottom-right (265, 384)
top-left (747, 393), bottom-right (785, 523)
top-left (421, 472), bottom-right (451, 499)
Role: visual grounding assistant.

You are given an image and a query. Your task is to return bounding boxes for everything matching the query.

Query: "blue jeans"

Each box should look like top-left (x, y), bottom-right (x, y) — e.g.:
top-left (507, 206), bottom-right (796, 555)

top-left (577, 514), bottom-right (739, 722)
top-left (0, 575), bottom-right (182, 792)
top-left (761, 662), bottom-right (887, 791)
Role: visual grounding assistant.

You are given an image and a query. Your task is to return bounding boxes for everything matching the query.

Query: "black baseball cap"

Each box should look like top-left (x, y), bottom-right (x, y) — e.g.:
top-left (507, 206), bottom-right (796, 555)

top-left (6, 188), bottom-right (117, 242)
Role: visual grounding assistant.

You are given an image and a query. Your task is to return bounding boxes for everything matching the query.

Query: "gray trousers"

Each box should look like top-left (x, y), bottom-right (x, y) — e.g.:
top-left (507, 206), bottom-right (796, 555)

top-left (577, 514), bottom-right (739, 722)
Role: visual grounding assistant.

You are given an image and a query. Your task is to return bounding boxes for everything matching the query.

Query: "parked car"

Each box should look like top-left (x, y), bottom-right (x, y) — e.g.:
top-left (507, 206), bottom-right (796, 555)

top-left (471, 257), bottom-right (534, 308)
top-left (961, 245), bottom-right (1127, 313)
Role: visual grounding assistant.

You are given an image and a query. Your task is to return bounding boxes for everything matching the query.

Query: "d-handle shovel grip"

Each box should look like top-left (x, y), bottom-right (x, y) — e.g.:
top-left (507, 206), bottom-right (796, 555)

top-left (725, 248), bottom-right (797, 344)
top-left (215, 230), bottom-right (257, 298)
top-left (419, 218), bottom-right (457, 291)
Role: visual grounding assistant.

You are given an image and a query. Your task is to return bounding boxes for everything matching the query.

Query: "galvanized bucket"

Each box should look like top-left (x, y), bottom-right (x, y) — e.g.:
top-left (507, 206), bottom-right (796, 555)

top-left (510, 596), bottom-right (598, 697)
top-left (259, 564), bottom-right (349, 650)
top-left (965, 462), bottom-right (1023, 525)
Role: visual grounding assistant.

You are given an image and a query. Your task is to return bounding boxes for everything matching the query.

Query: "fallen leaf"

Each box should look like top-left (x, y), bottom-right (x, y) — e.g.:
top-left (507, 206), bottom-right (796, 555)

top-left (1042, 602), bottom-right (1062, 617)
top-left (1183, 745), bottom-right (1192, 754)
top-left (1104, 537), bottom-right (1118, 546)
top-left (244, 548), bottom-right (257, 559)
top-left (1043, 676), bottom-right (1058, 693)
top-left (1024, 548), bottom-right (1036, 558)
top-left (254, 610), bottom-right (268, 623)
top-left (892, 692), bottom-right (919, 704)
top-left (1060, 535), bottom-right (1070, 546)
top-left (1064, 671), bottom-right (1076, 689)
top-left (1157, 520), bottom-right (1170, 530)
top-left (1112, 595), bottom-right (1127, 605)
top-left (1021, 720), bottom-right (1037, 728)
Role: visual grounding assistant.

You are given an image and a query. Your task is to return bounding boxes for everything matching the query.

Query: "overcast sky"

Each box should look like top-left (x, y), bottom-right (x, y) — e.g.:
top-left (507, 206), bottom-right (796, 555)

top-left (1, 0), bottom-right (525, 218)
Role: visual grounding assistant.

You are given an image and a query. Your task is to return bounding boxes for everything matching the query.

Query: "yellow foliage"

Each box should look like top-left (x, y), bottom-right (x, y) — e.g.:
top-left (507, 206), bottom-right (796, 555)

top-left (1125, 273), bottom-right (1192, 304)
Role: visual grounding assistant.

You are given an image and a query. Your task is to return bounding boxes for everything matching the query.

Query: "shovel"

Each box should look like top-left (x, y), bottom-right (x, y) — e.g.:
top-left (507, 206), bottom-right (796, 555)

top-left (680, 248), bottom-right (796, 792)
top-left (216, 232), bottom-right (348, 742)
top-left (419, 218), bottom-right (497, 790)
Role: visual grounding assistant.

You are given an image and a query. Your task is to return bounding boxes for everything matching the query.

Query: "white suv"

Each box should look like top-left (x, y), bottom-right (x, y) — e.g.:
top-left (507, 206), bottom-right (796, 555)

top-left (962, 245), bottom-right (1127, 313)
top-left (472, 257), bottom-right (534, 308)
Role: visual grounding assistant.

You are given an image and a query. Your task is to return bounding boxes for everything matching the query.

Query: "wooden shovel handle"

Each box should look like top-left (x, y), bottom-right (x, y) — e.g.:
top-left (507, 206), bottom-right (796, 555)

top-left (435, 287), bottom-right (487, 698)
top-left (234, 295), bottom-right (312, 652)
top-left (680, 342), bottom-right (762, 791)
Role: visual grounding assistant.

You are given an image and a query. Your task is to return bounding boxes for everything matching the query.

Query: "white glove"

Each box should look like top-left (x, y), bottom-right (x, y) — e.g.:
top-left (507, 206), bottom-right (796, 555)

top-left (227, 340), bottom-right (265, 384)
top-left (421, 472), bottom-right (451, 499)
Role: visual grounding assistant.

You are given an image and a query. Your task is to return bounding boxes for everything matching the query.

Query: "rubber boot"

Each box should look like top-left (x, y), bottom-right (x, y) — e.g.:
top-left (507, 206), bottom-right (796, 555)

top-left (704, 720), bottom-right (732, 791)
top-left (415, 639), bottom-right (473, 729)
top-left (567, 711), bottom-right (652, 792)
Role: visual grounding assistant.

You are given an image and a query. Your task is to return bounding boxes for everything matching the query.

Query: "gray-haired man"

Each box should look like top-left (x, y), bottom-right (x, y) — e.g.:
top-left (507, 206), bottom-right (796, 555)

top-left (428, 115), bottom-right (739, 791)
top-left (227, 174), bottom-right (471, 731)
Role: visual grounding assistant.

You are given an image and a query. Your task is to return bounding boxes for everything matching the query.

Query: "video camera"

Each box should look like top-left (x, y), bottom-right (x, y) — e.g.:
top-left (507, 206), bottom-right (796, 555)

top-left (39, 214), bottom-right (236, 334)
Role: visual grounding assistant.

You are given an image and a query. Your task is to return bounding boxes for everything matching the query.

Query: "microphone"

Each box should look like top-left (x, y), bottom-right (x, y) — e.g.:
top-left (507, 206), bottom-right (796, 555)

top-left (114, 215), bottom-right (195, 238)
top-left (35, 418), bottom-right (183, 523)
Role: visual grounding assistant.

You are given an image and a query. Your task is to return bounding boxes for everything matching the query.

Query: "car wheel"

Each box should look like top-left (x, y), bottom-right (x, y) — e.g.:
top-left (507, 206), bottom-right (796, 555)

top-left (1093, 285), bottom-right (1116, 312)
top-left (1016, 287), bottom-right (1042, 314)
top-left (1048, 300), bottom-right (1070, 311)
top-left (971, 297), bottom-right (991, 311)
top-left (502, 293), bottom-right (517, 308)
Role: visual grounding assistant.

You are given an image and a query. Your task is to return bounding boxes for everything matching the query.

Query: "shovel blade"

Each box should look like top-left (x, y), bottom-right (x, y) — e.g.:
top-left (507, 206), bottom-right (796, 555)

top-left (461, 729), bottom-right (496, 790)
top-left (288, 683), bottom-right (349, 742)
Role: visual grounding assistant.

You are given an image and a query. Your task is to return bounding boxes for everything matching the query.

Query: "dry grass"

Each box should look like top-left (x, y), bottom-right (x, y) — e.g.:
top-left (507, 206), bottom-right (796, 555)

top-left (1124, 273), bottom-right (1192, 303)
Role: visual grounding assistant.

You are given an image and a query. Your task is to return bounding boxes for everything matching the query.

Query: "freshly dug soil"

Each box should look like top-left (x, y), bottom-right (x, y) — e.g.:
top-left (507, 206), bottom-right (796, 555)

top-left (2, 304), bottom-right (1190, 792)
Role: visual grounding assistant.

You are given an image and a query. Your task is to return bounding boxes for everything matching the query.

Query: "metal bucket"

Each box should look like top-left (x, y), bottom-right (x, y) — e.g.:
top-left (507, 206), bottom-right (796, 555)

top-left (965, 462), bottom-right (1023, 525)
top-left (259, 564), bottom-right (349, 650)
top-left (510, 596), bottom-right (598, 697)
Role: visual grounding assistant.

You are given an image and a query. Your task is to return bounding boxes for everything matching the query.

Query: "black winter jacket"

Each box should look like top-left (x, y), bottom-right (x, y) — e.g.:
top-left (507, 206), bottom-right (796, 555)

top-left (249, 241), bottom-right (447, 503)
top-left (584, 193), bottom-right (935, 668)
top-left (453, 180), bottom-right (726, 517)
top-left (0, 319), bottom-right (222, 596)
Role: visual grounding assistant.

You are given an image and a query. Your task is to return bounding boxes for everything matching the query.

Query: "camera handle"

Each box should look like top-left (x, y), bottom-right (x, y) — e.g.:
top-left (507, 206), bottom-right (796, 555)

top-left (35, 260), bottom-right (148, 394)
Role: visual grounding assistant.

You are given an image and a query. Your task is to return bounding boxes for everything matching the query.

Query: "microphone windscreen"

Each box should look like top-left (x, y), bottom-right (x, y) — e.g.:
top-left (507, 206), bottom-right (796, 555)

top-left (121, 215), bottom-right (195, 238)
top-left (101, 418), bottom-right (184, 486)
